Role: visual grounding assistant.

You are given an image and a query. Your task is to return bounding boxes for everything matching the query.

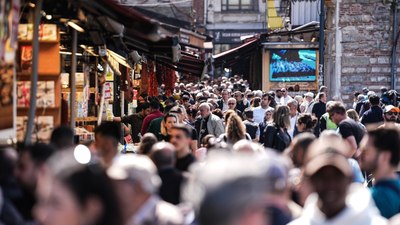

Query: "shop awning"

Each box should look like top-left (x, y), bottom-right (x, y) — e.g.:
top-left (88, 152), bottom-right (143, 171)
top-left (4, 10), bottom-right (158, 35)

top-left (213, 38), bottom-right (259, 68)
top-left (77, 0), bottom-right (205, 76)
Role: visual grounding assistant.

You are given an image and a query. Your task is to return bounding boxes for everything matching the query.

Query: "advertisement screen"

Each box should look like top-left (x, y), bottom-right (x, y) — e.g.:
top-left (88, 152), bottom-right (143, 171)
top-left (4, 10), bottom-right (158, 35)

top-left (269, 49), bottom-right (317, 82)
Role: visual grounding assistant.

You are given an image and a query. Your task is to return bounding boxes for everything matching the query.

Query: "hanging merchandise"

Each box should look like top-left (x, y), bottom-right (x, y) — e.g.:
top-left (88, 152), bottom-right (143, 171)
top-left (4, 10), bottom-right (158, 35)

top-left (147, 60), bottom-right (158, 97)
top-left (164, 67), bottom-right (176, 97)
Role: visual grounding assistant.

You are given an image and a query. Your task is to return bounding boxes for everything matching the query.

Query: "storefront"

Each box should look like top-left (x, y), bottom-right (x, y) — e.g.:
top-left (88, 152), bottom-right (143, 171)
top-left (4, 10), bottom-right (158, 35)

top-left (0, 0), bottom-right (207, 145)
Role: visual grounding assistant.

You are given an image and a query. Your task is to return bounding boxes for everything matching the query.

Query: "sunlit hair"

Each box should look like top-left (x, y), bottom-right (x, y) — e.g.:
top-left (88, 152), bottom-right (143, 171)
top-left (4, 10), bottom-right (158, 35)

top-left (226, 113), bottom-right (246, 144)
top-left (273, 105), bottom-right (291, 129)
top-left (160, 113), bottom-right (179, 136)
top-left (346, 109), bottom-right (360, 122)
top-left (224, 110), bottom-right (237, 124)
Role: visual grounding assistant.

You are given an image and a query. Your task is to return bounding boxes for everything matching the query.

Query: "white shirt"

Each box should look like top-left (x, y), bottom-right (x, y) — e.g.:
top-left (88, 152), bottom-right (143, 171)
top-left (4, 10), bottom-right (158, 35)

top-left (280, 95), bottom-right (293, 106)
top-left (288, 114), bottom-right (298, 139)
top-left (253, 106), bottom-right (273, 124)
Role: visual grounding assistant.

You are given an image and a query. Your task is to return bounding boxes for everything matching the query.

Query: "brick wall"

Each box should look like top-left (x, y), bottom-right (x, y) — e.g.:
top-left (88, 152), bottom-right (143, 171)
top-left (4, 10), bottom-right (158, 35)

top-left (339, 0), bottom-right (395, 104)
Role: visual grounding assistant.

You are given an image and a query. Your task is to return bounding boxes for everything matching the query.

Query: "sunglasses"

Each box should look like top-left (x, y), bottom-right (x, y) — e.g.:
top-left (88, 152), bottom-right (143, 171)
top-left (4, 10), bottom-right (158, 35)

top-left (386, 112), bottom-right (398, 116)
top-left (228, 103), bottom-right (236, 105)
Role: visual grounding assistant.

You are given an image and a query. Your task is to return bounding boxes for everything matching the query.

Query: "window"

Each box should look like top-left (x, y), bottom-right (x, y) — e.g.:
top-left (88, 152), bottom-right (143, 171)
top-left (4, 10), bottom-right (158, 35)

top-left (221, 0), bottom-right (257, 12)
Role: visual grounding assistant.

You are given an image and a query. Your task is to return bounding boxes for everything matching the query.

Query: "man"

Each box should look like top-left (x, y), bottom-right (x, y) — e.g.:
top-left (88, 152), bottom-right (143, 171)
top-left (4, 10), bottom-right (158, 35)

top-left (94, 121), bottom-right (121, 168)
top-left (233, 91), bottom-right (250, 113)
top-left (170, 124), bottom-right (197, 172)
top-left (226, 97), bottom-right (242, 116)
top-left (217, 89), bottom-right (230, 111)
top-left (289, 139), bottom-right (387, 225)
top-left (243, 108), bottom-right (260, 142)
top-left (361, 94), bottom-right (384, 126)
top-left (327, 101), bottom-right (365, 157)
top-left (359, 126), bottom-right (400, 218)
top-left (114, 102), bottom-right (150, 143)
top-left (170, 105), bottom-right (198, 151)
top-left (185, 151), bottom-right (282, 225)
top-left (15, 144), bottom-right (55, 221)
top-left (149, 142), bottom-right (185, 205)
top-left (275, 89), bottom-right (283, 105)
top-left (300, 92), bottom-right (314, 113)
top-left (141, 101), bottom-right (164, 135)
top-left (50, 126), bottom-right (75, 149)
top-left (287, 99), bottom-right (299, 139)
top-left (253, 93), bottom-right (273, 124)
top-left (280, 88), bottom-right (293, 105)
top-left (195, 103), bottom-right (225, 144)
top-left (312, 92), bottom-right (327, 136)
top-left (107, 154), bottom-right (184, 225)
top-left (379, 105), bottom-right (400, 128)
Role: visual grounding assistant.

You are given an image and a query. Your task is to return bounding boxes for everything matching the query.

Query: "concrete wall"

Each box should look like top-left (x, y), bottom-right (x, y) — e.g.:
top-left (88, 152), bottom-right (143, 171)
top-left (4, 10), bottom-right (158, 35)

top-left (331, 0), bottom-right (399, 105)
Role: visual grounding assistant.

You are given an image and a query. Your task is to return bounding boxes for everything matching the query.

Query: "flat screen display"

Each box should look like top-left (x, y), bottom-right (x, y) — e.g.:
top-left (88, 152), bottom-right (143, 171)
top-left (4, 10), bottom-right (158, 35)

top-left (269, 49), bottom-right (317, 82)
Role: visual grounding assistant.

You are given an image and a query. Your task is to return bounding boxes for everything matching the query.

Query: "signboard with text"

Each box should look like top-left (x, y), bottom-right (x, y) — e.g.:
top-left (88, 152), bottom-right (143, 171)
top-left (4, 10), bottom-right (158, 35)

top-left (211, 29), bottom-right (264, 44)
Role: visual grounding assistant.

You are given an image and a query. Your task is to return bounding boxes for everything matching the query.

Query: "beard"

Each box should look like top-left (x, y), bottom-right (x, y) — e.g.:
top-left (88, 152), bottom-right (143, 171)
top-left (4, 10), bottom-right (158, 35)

top-left (385, 115), bottom-right (397, 122)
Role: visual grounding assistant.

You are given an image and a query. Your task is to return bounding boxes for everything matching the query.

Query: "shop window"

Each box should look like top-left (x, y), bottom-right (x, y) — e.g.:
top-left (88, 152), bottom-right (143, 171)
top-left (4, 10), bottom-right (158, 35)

top-left (221, 0), bottom-right (257, 12)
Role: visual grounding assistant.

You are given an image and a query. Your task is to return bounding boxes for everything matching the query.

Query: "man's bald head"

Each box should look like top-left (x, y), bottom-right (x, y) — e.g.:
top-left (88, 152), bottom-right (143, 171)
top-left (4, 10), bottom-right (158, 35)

top-left (149, 142), bottom-right (176, 170)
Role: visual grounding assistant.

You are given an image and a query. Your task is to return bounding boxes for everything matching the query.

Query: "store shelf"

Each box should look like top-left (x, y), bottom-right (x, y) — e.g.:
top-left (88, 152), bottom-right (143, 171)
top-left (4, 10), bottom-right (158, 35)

top-left (17, 107), bottom-right (60, 110)
top-left (18, 39), bottom-right (59, 44)
top-left (62, 87), bottom-right (97, 93)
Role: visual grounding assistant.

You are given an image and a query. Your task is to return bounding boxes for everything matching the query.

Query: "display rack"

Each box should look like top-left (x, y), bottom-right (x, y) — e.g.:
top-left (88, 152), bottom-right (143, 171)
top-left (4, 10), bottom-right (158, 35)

top-left (16, 26), bottom-right (60, 142)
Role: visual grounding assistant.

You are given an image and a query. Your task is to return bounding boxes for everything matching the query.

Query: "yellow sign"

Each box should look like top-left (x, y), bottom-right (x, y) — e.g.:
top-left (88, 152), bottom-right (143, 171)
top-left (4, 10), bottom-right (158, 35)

top-left (267, 0), bottom-right (284, 29)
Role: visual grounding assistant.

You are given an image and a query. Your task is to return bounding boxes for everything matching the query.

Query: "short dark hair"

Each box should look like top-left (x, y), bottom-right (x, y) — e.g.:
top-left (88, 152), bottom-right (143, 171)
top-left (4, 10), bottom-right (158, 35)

top-left (95, 121), bottom-right (121, 142)
top-left (50, 126), bottom-right (75, 149)
top-left (326, 101), bottom-right (346, 115)
top-left (318, 92), bottom-right (325, 100)
top-left (19, 143), bottom-right (55, 165)
top-left (139, 102), bottom-right (150, 112)
top-left (368, 127), bottom-right (400, 167)
top-left (369, 94), bottom-right (380, 105)
top-left (262, 93), bottom-right (271, 100)
top-left (171, 124), bottom-right (192, 138)
top-left (244, 108), bottom-right (253, 119)
top-left (149, 100), bottom-right (160, 110)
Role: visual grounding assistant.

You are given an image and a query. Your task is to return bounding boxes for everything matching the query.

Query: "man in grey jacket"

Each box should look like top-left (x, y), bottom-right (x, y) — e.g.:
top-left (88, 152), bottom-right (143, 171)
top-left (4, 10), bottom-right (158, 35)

top-left (195, 103), bottom-right (225, 145)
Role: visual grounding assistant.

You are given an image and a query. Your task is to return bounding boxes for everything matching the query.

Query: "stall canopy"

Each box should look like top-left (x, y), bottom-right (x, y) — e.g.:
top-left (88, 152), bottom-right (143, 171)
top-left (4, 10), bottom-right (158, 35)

top-left (213, 38), bottom-right (259, 68)
top-left (76, 0), bottom-right (205, 76)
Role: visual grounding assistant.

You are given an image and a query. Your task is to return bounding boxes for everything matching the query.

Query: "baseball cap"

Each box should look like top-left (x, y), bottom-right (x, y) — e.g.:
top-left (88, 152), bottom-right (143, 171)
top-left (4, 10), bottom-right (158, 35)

top-left (304, 139), bottom-right (352, 178)
top-left (107, 154), bottom-right (161, 193)
top-left (304, 92), bottom-right (314, 98)
top-left (383, 105), bottom-right (400, 113)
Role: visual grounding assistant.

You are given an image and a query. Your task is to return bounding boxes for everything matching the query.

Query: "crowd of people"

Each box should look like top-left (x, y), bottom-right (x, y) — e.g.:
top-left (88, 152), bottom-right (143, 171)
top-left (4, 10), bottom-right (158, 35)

top-left (1, 75), bottom-right (400, 225)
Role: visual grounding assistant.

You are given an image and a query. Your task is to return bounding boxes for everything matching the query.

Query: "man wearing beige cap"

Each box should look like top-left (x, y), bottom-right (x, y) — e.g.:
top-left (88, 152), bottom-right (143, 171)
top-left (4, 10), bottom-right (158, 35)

top-left (107, 154), bottom-right (184, 225)
top-left (379, 105), bottom-right (400, 128)
top-left (288, 139), bottom-right (387, 225)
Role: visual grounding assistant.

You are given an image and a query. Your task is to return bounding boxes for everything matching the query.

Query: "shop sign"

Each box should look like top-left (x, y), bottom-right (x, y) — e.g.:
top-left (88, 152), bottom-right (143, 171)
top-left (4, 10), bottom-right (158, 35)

top-left (212, 29), bottom-right (264, 44)
top-left (180, 33), bottom-right (190, 45)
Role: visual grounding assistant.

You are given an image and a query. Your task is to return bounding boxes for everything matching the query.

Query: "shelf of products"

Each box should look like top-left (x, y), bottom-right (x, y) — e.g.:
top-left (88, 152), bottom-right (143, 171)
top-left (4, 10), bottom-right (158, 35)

top-left (16, 24), bottom-right (61, 142)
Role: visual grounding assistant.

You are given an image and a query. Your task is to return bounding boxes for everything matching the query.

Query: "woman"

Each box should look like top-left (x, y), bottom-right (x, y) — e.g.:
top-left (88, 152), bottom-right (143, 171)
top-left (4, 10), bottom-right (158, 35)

top-left (35, 151), bottom-right (122, 225)
top-left (259, 108), bottom-right (274, 144)
top-left (263, 105), bottom-right (291, 152)
top-left (219, 113), bottom-right (251, 144)
top-left (296, 113), bottom-right (318, 134)
top-left (159, 113), bottom-right (179, 141)
top-left (346, 109), bottom-right (366, 131)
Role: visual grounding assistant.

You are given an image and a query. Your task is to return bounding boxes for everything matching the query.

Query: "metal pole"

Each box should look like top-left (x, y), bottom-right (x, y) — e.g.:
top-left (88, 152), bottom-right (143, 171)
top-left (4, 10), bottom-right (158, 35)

top-left (24, 0), bottom-right (43, 144)
top-left (319, 0), bottom-right (325, 86)
top-left (70, 29), bottom-right (77, 129)
top-left (391, 1), bottom-right (398, 91)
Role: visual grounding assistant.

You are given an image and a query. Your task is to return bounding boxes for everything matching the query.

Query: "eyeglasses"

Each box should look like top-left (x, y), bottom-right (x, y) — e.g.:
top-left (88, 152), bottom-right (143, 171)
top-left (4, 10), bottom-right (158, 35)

top-left (386, 112), bottom-right (398, 116)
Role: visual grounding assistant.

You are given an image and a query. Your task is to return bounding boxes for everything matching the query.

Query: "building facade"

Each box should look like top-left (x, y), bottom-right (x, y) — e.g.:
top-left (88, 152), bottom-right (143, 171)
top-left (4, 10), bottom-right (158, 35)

top-left (325, 0), bottom-right (400, 105)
